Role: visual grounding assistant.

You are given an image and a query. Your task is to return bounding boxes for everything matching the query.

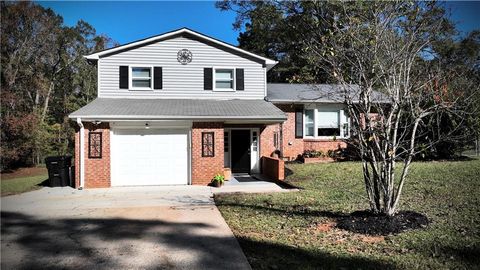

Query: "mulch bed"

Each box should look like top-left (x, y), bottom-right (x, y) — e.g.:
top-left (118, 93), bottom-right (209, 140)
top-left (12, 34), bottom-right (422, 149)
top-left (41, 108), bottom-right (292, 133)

top-left (1, 167), bottom-right (47, 180)
top-left (336, 210), bottom-right (429, 236)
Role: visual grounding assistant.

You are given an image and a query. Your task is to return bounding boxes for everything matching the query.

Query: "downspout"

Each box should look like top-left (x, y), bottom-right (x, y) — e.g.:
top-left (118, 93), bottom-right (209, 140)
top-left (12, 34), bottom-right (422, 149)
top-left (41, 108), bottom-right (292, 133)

top-left (76, 118), bottom-right (85, 190)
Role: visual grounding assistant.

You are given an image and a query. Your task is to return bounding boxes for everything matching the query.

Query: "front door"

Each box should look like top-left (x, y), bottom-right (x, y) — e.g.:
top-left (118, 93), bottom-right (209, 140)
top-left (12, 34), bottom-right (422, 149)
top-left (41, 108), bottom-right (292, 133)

top-left (231, 130), bottom-right (251, 173)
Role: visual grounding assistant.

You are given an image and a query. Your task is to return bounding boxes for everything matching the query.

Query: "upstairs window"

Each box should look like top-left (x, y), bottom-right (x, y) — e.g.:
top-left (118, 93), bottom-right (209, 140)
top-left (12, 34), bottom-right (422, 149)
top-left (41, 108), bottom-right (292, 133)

top-left (214, 69), bottom-right (234, 90)
top-left (131, 67), bottom-right (152, 89)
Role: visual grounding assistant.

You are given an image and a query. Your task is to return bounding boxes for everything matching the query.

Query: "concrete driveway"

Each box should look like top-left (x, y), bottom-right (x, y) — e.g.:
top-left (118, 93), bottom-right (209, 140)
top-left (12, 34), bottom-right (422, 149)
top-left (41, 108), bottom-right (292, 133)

top-left (1, 186), bottom-right (252, 270)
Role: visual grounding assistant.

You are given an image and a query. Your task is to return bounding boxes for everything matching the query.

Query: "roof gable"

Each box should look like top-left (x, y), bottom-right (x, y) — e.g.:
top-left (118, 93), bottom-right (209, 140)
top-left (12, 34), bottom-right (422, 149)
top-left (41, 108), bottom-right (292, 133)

top-left (85, 28), bottom-right (278, 69)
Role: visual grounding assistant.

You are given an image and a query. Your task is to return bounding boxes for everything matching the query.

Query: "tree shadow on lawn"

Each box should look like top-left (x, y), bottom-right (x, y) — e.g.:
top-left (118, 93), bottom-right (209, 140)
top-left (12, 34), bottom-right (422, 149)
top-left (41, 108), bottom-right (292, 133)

top-left (236, 236), bottom-right (395, 270)
top-left (1, 211), bottom-right (394, 270)
top-left (216, 200), bottom-right (429, 235)
top-left (217, 202), bottom-right (480, 268)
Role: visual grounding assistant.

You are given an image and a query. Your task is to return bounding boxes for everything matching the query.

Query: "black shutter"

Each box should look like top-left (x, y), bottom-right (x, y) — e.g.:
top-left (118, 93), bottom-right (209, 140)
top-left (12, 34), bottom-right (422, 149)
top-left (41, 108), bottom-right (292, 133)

top-left (204, 68), bottom-right (213, 90)
top-left (153, 67), bottom-right (162, 89)
top-left (119, 66), bottom-right (128, 89)
top-left (235, 68), bottom-right (244, 90)
top-left (295, 108), bottom-right (303, 138)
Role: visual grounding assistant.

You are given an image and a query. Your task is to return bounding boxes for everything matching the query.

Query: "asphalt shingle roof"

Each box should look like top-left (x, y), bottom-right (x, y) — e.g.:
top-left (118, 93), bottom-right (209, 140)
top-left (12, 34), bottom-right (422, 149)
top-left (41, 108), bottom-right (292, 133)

top-left (266, 83), bottom-right (389, 103)
top-left (69, 98), bottom-right (287, 121)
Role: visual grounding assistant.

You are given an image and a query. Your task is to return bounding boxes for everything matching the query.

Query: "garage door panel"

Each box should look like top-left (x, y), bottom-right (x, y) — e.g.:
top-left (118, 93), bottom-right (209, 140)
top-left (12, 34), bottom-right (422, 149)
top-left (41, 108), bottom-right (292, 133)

top-left (112, 129), bottom-right (188, 186)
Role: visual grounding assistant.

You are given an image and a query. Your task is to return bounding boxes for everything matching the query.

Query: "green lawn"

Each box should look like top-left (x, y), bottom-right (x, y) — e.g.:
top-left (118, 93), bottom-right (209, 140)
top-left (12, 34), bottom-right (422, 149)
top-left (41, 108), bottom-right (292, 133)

top-left (1, 174), bottom-right (48, 196)
top-left (215, 159), bottom-right (480, 270)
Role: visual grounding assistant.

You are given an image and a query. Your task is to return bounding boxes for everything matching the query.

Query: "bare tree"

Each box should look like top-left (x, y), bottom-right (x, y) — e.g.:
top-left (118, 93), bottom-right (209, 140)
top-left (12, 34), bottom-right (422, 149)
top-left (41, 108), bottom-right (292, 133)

top-left (302, 1), bottom-right (477, 216)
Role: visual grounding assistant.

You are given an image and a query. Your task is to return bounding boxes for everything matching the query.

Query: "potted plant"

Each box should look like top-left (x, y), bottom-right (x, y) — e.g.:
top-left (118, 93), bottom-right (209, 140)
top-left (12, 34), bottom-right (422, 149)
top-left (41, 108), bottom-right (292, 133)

top-left (210, 173), bottom-right (225, 187)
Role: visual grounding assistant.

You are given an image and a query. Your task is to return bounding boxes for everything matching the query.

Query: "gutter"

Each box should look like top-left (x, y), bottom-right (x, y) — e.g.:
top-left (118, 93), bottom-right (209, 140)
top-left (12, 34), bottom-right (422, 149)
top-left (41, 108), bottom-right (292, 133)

top-left (76, 118), bottom-right (85, 190)
top-left (68, 115), bottom-right (287, 121)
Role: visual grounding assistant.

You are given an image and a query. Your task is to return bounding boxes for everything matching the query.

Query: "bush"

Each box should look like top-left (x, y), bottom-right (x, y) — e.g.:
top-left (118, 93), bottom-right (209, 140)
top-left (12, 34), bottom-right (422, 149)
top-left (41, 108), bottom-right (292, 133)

top-left (302, 150), bottom-right (325, 158)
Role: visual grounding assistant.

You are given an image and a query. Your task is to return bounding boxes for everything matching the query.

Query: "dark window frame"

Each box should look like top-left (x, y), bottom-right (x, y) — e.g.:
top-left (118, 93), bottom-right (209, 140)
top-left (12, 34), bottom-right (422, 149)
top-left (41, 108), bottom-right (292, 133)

top-left (273, 131), bottom-right (279, 150)
top-left (295, 108), bottom-right (303, 138)
top-left (88, 132), bottom-right (102, 159)
top-left (201, 132), bottom-right (215, 157)
top-left (223, 131), bottom-right (229, 152)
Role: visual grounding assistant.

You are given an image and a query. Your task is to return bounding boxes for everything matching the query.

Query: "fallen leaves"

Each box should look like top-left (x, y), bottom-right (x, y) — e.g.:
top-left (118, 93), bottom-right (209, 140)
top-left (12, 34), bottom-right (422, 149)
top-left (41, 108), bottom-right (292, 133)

top-left (361, 235), bottom-right (385, 243)
top-left (316, 221), bottom-right (337, 232)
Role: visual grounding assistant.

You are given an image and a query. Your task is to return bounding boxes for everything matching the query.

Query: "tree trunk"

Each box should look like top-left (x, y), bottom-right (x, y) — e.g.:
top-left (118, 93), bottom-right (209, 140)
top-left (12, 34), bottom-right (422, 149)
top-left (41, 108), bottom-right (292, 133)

top-left (41, 80), bottom-right (55, 123)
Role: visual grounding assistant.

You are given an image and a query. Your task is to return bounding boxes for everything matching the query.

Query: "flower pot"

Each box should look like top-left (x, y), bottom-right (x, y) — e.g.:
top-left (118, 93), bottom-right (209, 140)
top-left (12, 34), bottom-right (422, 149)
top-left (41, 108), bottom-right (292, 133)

top-left (211, 180), bottom-right (222, 187)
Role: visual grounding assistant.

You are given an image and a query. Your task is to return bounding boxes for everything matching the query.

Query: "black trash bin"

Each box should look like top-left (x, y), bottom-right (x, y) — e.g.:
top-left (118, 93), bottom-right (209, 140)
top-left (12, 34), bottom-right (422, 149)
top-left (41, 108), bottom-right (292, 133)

top-left (45, 156), bottom-right (72, 187)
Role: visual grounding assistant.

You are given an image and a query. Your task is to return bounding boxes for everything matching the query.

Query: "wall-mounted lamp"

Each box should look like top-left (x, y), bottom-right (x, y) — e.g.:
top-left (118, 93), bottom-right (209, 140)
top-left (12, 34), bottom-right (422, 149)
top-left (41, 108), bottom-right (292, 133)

top-left (145, 123), bottom-right (150, 129)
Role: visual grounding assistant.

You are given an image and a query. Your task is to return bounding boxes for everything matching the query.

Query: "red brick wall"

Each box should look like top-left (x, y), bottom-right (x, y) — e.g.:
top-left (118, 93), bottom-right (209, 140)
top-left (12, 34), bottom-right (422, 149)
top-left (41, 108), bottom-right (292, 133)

top-left (191, 122), bottom-right (224, 185)
top-left (270, 104), bottom-right (348, 160)
top-left (259, 124), bottom-right (280, 158)
top-left (261, 156), bottom-right (284, 181)
top-left (304, 140), bottom-right (347, 153)
top-left (276, 104), bottom-right (305, 160)
top-left (74, 122), bottom-right (111, 188)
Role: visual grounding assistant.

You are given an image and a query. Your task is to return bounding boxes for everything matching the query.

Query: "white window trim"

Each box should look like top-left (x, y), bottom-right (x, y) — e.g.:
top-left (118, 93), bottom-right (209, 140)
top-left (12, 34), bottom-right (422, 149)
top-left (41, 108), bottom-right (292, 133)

top-left (129, 65), bottom-right (154, 91)
top-left (213, 67), bottom-right (235, 92)
top-left (303, 108), bottom-right (315, 139)
top-left (303, 105), bottom-right (350, 140)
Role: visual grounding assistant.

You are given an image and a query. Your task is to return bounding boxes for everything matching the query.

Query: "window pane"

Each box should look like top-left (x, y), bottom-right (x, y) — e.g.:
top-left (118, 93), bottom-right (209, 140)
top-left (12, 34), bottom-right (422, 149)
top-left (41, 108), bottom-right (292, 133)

top-left (132, 67), bottom-right (151, 78)
top-left (305, 110), bottom-right (314, 123)
top-left (304, 109), bottom-right (315, 136)
top-left (132, 79), bottom-right (151, 88)
top-left (215, 69), bottom-right (233, 80)
top-left (318, 128), bottom-right (340, 136)
top-left (305, 124), bottom-right (314, 136)
top-left (216, 81), bottom-right (233, 89)
top-left (317, 110), bottom-right (339, 128)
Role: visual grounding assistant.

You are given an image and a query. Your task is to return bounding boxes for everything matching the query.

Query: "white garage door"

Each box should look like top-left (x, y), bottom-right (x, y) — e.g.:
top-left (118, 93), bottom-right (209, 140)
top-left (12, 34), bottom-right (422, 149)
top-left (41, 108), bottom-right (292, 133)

top-left (111, 128), bottom-right (189, 186)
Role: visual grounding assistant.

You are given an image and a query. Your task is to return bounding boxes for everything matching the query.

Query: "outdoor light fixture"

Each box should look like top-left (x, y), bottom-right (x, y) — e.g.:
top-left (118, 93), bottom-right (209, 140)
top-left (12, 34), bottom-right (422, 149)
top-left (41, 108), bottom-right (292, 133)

top-left (145, 123), bottom-right (149, 129)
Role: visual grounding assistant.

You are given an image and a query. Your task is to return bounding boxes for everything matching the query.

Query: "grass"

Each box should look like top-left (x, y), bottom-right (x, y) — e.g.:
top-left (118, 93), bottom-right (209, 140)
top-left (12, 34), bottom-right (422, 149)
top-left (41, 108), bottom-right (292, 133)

top-left (215, 159), bottom-right (480, 269)
top-left (1, 174), bottom-right (48, 196)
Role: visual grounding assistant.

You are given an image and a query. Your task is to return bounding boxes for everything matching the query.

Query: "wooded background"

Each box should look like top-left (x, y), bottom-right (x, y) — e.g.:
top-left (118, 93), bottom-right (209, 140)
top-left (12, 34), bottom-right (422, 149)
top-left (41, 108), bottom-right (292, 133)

top-left (1, 1), bottom-right (117, 170)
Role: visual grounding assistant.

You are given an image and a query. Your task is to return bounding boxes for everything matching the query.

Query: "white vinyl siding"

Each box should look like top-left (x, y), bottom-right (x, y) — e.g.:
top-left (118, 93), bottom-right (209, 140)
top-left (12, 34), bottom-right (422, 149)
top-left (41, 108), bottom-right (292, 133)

top-left (98, 36), bottom-right (266, 99)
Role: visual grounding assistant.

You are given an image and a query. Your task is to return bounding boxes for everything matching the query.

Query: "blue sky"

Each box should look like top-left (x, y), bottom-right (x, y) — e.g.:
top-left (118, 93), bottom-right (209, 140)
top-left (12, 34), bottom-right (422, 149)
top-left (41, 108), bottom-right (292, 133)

top-left (38, 1), bottom-right (480, 46)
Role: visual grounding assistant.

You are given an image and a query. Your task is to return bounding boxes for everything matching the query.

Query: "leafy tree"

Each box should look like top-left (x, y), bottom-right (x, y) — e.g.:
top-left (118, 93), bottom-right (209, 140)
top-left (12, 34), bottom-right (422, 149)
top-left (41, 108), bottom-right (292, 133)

top-left (1, 1), bottom-right (115, 170)
top-left (222, 0), bottom-right (479, 215)
top-left (216, 0), bottom-right (340, 83)
top-left (299, 1), bottom-right (478, 215)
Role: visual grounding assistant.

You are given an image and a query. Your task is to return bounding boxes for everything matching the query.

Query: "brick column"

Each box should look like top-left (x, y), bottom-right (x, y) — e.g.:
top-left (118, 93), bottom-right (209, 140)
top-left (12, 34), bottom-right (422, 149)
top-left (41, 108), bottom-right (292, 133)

top-left (75, 122), bottom-right (111, 188)
top-left (191, 122), bottom-right (224, 185)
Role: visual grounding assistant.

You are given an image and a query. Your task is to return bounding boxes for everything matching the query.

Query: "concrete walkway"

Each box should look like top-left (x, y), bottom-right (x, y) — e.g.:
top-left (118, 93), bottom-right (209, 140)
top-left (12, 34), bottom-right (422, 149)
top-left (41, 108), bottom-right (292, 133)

top-left (1, 186), bottom-right (256, 270)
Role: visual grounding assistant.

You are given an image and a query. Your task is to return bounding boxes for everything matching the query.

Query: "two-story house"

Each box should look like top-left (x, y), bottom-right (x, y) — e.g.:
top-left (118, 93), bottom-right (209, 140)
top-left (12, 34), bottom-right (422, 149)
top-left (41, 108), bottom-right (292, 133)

top-left (69, 28), bottom-right (353, 188)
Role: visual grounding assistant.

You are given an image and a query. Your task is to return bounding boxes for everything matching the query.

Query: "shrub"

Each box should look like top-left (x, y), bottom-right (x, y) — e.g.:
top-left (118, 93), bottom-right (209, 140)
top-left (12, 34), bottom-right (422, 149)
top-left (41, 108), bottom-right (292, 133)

top-left (302, 150), bottom-right (325, 158)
